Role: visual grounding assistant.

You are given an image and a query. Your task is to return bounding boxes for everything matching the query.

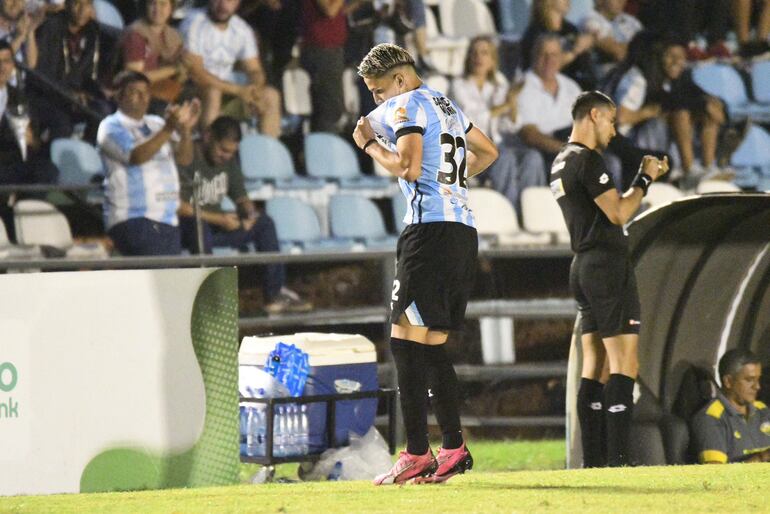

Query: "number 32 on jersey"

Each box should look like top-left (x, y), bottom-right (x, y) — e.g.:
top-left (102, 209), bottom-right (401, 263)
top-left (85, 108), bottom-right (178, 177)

top-left (438, 133), bottom-right (467, 188)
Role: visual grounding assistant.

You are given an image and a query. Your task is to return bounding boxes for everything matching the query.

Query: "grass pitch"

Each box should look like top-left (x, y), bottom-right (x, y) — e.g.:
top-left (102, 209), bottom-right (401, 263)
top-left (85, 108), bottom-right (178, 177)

top-left (2, 440), bottom-right (768, 514)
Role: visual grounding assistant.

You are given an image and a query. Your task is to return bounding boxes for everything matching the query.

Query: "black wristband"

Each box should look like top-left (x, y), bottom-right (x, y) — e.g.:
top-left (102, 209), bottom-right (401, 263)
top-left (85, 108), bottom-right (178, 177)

top-left (362, 139), bottom-right (377, 151)
top-left (632, 172), bottom-right (653, 196)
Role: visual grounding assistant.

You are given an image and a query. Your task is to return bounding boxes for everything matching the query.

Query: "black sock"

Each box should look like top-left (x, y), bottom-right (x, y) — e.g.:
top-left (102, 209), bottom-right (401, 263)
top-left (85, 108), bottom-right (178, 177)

top-left (425, 344), bottom-right (464, 449)
top-left (390, 338), bottom-right (430, 455)
top-left (604, 373), bottom-right (635, 467)
top-left (577, 378), bottom-right (607, 468)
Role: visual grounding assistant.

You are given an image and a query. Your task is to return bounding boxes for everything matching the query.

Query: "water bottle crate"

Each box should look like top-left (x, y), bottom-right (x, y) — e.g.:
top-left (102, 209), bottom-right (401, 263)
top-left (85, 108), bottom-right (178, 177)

top-left (239, 388), bottom-right (397, 466)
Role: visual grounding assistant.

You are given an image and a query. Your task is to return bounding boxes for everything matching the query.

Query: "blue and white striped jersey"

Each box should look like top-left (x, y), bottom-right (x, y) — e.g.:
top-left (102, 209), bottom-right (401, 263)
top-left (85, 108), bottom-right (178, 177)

top-left (97, 111), bottom-right (180, 230)
top-left (367, 84), bottom-right (475, 228)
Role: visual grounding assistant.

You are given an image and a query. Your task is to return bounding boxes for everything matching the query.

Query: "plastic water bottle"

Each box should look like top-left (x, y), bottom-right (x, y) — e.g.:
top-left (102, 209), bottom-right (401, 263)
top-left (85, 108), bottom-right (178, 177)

top-left (297, 404), bottom-right (309, 455)
top-left (285, 404), bottom-right (298, 456)
top-left (239, 404), bottom-right (249, 456)
top-left (275, 405), bottom-right (287, 457)
top-left (246, 405), bottom-right (264, 456)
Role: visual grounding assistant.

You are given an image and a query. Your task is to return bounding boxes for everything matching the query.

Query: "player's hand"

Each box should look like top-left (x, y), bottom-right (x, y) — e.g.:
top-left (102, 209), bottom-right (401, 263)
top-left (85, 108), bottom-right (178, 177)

top-left (641, 155), bottom-right (669, 181)
top-left (353, 116), bottom-right (375, 149)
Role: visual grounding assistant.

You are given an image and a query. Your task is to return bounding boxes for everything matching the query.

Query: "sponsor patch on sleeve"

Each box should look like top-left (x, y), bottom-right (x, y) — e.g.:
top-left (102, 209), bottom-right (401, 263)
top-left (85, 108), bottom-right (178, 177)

top-left (393, 106), bottom-right (409, 124)
top-left (550, 178), bottom-right (565, 200)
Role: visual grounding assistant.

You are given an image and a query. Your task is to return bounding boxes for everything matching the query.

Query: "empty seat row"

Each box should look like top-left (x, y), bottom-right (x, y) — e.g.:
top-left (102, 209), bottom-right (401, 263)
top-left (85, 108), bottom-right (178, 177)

top-left (692, 62), bottom-right (770, 123)
top-left (1, 200), bottom-right (107, 259)
top-left (267, 194), bottom-right (398, 253)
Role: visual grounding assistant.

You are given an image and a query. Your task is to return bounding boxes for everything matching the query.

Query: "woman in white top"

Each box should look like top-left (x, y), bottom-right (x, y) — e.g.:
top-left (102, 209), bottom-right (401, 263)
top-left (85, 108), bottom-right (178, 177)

top-left (451, 36), bottom-right (544, 218)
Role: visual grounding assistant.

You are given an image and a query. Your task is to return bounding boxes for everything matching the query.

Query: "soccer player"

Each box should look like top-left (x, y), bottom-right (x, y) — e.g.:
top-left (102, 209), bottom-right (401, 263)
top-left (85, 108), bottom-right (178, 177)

top-left (352, 43), bottom-right (498, 485)
top-left (550, 91), bottom-right (668, 467)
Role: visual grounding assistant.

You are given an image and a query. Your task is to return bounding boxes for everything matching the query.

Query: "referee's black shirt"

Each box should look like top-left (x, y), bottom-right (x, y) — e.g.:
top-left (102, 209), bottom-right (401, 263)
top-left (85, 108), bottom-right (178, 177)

top-left (549, 142), bottom-right (627, 254)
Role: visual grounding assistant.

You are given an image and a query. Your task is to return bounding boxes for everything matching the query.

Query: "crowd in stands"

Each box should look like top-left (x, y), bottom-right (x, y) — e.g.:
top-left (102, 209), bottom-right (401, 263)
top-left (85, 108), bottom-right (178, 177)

top-left (1, 0), bottom-right (769, 287)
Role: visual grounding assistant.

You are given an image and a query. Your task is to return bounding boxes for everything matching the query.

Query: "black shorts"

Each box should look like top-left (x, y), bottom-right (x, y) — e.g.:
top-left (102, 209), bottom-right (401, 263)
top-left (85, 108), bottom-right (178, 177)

top-left (569, 248), bottom-right (641, 338)
top-left (390, 222), bottom-right (478, 331)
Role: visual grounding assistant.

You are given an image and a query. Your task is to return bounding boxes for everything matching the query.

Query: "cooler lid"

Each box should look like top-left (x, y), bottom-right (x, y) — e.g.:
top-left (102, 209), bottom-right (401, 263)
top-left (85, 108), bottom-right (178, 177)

top-left (239, 332), bottom-right (377, 366)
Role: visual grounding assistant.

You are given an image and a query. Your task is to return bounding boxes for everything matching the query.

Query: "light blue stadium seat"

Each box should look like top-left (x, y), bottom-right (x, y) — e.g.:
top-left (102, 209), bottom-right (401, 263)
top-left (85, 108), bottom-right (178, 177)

top-left (692, 63), bottom-right (770, 122)
top-left (730, 125), bottom-right (770, 189)
top-left (50, 138), bottom-right (104, 203)
top-left (51, 138), bottom-right (103, 186)
top-left (329, 194), bottom-right (398, 249)
top-left (565, 0), bottom-right (593, 25)
top-left (94, 0), bottom-right (124, 30)
top-left (751, 60), bottom-right (770, 104)
top-left (239, 134), bottom-right (324, 192)
top-left (266, 196), bottom-right (352, 252)
top-left (304, 132), bottom-right (391, 190)
top-left (498, 0), bottom-right (531, 39)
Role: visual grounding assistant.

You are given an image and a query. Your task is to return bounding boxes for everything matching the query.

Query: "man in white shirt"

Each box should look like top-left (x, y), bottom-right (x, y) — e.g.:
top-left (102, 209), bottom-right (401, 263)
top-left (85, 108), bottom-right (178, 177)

top-left (98, 70), bottom-right (199, 256)
top-left (181, 0), bottom-right (280, 135)
top-left (516, 34), bottom-right (583, 178)
top-left (581, 0), bottom-right (643, 65)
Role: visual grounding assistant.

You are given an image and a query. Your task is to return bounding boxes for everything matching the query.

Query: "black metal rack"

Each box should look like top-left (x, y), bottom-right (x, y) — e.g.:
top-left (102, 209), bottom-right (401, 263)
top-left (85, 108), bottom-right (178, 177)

top-left (239, 388), bottom-right (397, 466)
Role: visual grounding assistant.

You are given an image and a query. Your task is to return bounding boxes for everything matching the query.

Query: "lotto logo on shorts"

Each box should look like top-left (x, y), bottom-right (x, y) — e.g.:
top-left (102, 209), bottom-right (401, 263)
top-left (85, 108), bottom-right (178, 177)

top-left (629, 319), bottom-right (641, 326)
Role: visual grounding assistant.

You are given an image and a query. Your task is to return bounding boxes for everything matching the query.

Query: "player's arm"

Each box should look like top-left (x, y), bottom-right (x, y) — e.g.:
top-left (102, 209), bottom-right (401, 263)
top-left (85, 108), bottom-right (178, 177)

top-left (593, 155), bottom-right (668, 226)
top-left (353, 116), bottom-right (423, 182)
top-left (371, 132), bottom-right (423, 182)
top-left (465, 126), bottom-right (499, 178)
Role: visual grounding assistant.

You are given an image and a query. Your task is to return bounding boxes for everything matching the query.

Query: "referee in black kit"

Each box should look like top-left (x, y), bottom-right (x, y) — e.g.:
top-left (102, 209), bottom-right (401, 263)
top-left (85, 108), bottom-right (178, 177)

top-left (550, 91), bottom-right (668, 467)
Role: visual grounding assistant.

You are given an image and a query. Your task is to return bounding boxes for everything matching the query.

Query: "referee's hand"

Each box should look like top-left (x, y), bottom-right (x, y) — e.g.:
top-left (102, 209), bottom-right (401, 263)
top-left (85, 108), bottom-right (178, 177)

top-left (641, 155), bottom-right (669, 181)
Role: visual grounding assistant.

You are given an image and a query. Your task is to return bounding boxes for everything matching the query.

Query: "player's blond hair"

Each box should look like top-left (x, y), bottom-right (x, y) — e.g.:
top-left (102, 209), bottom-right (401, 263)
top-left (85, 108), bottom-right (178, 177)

top-left (357, 44), bottom-right (416, 78)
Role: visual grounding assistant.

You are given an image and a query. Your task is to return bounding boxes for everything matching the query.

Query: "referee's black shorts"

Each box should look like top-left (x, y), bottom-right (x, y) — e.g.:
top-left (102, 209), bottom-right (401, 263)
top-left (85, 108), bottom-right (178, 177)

top-left (390, 221), bottom-right (478, 331)
top-left (569, 248), bottom-right (641, 338)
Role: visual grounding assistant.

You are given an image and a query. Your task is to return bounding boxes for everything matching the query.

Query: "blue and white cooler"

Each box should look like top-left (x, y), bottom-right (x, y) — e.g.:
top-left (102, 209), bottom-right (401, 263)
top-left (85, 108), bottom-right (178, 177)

top-left (239, 333), bottom-right (378, 453)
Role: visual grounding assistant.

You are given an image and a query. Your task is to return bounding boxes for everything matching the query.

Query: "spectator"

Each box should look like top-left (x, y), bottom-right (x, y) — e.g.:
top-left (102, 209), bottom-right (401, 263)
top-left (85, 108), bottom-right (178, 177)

top-left (581, 0), bottom-right (643, 74)
top-left (300, 0), bottom-right (347, 133)
top-left (691, 349), bottom-right (770, 464)
top-left (238, 0), bottom-right (300, 88)
top-left (451, 36), bottom-right (544, 216)
top-left (119, 0), bottom-right (190, 108)
top-left (180, 0), bottom-right (281, 134)
top-left (0, 40), bottom-right (57, 186)
top-left (32, 0), bottom-right (113, 142)
top-left (515, 34), bottom-right (582, 179)
top-left (177, 116), bottom-right (312, 314)
top-left (605, 32), bottom-right (726, 184)
top-left (97, 70), bottom-right (199, 256)
top-left (520, 0), bottom-right (596, 89)
top-left (635, 0), bottom-right (733, 59)
top-left (0, 0), bottom-right (41, 72)
top-left (733, 0), bottom-right (770, 57)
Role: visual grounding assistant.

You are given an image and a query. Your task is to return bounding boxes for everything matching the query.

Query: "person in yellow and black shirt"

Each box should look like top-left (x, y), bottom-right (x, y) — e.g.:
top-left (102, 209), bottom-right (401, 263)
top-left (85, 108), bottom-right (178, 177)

top-left (692, 349), bottom-right (770, 464)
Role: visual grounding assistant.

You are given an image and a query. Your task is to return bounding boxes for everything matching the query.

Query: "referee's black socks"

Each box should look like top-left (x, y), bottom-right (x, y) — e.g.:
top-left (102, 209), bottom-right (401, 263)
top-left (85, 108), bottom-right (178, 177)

top-left (604, 373), bottom-right (635, 467)
top-left (390, 338), bottom-right (430, 456)
top-left (425, 344), bottom-right (464, 450)
top-left (577, 378), bottom-right (606, 468)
